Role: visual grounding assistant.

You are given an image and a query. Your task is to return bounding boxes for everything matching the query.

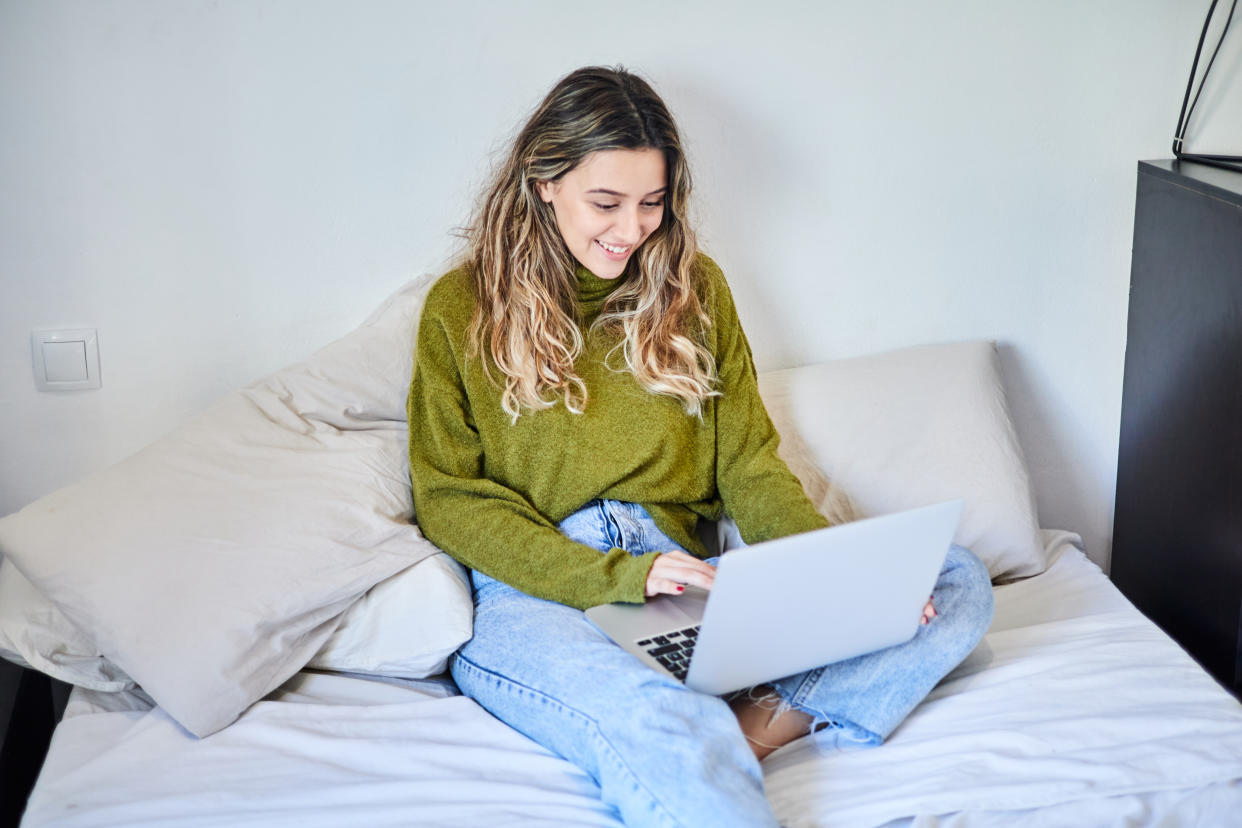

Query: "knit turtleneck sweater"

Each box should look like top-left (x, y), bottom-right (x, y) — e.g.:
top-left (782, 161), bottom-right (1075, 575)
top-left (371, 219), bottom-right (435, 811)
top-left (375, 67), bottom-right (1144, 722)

top-left (406, 254), bottom-right (828, 610)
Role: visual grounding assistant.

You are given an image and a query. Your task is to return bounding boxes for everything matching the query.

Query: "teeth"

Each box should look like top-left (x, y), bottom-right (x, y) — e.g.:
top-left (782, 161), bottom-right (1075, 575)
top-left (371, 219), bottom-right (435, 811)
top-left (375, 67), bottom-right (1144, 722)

top-left (598, 241), bottom-right (629, 254)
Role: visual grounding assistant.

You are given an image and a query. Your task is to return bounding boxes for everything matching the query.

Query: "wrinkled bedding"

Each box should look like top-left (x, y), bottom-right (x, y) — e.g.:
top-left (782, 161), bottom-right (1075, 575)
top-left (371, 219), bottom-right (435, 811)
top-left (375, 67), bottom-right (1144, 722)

top-left (22, 536), bottom-right (1242, 827)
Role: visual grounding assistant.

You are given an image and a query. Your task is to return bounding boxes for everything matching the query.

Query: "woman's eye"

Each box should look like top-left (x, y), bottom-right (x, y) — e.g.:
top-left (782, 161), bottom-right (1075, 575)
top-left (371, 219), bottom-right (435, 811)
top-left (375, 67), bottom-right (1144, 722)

top-left (592, 203), bottom-right (619, 211)
top-left (642, 200), bottom-right (665, 209)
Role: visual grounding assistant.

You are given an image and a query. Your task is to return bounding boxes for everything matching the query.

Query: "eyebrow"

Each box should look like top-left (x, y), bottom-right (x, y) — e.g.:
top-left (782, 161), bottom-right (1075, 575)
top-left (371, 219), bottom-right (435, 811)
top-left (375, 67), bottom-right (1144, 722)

top-left (585, 187), bottom-right (668, 197)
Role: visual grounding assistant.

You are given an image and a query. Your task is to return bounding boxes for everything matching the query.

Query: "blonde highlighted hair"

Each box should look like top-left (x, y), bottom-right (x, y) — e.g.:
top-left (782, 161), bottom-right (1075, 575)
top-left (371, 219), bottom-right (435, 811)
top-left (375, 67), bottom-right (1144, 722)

top-left (464, 66), bottom-right (717, 421)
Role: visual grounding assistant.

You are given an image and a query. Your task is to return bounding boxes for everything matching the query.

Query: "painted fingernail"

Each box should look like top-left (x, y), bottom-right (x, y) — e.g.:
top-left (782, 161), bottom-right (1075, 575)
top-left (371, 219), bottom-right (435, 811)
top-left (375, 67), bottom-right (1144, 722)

top-left (676, 585), bottom-right (685, 592)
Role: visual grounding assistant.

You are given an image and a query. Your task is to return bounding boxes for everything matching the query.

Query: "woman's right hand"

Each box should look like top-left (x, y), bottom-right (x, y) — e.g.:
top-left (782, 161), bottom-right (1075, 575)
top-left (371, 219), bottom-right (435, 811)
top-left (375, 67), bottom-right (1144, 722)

top-left (645, 551), bottom-right (716, 598)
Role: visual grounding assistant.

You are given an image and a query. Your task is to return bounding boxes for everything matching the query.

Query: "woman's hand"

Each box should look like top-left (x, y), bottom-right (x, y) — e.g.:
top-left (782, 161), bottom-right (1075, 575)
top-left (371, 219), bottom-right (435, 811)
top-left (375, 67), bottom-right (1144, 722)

top-left (920, 597), bottom-right (937, 625)
top-left (645, 551), bottom-right (716, 598)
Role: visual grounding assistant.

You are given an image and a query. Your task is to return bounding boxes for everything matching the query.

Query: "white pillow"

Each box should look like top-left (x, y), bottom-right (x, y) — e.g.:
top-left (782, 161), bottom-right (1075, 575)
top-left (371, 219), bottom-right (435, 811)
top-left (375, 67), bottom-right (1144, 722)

top-left (308, 551), bottom-right (472, 678)
top-left (0, 555), bottom-right (134, 691)
top-left (0, 277), bottom-right (474, 737)
top-left (758, 341), bottom-right (1045, 581)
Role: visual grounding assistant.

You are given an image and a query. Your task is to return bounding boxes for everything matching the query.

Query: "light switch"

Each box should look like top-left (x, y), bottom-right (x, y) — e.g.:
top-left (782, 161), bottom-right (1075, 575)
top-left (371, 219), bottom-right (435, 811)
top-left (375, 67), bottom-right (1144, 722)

top-left (32, 329), bottom-right (101, 391)
top-left (43, 340), bottom-right (89, 382)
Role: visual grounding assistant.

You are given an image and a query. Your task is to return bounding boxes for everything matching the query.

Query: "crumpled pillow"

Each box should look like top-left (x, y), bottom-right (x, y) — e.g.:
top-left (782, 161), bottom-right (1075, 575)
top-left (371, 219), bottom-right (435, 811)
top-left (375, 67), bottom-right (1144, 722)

top-left (0, 277), bottom-right (472, 737)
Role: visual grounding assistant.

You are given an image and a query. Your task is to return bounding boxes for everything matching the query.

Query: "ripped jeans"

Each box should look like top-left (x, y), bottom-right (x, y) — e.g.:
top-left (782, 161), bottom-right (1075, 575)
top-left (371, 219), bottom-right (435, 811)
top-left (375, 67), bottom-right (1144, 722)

top-left (450, 499), bottom-right (995, 828)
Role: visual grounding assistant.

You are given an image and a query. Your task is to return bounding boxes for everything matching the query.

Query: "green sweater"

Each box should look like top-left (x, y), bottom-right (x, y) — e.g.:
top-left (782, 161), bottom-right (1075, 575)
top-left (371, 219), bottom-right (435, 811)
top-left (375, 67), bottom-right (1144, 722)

top-left (407, 254), bottom-right (829, 610)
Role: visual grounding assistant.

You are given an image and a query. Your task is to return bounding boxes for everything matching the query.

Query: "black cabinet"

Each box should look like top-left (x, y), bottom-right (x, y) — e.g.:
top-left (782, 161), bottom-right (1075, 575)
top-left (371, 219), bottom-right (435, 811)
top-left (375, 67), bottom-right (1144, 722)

top-left (1112, 159), bottom-right (1242, 697)
top-left (0, 660), bottom-right (68, 827)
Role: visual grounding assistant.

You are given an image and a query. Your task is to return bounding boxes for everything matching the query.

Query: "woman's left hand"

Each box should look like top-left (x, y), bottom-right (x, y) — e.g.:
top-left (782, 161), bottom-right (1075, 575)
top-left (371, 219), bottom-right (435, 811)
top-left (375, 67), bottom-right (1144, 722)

top-left (920, 597), bottom-right (937, 625)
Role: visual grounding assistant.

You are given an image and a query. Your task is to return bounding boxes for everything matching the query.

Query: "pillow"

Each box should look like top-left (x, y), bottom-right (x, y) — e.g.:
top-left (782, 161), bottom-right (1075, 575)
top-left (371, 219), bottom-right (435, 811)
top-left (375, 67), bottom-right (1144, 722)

top-left (0, 539), bottom-right (473, 695)
top-left (0, 555), bottom-right (134, 691)
top-left (0, 539), bottom-right (473, 693)
top-left (757, 341), bottom-right (1045, 581)
top-left (0, 276), bottom-right (472, 737)
top-left (307, 551), bottom-right (471, 678)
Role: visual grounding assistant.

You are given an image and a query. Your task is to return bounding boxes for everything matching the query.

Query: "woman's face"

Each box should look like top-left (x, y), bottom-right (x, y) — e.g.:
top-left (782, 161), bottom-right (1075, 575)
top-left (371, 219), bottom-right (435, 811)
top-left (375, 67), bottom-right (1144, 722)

top-left (537, 148), bottom-right (667, 280)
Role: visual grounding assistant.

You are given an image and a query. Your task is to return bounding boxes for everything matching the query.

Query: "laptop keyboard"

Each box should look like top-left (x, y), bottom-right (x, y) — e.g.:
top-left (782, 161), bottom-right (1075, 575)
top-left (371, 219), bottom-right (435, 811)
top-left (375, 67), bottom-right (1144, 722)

top-left (636, 625), bottom-right (700, 681)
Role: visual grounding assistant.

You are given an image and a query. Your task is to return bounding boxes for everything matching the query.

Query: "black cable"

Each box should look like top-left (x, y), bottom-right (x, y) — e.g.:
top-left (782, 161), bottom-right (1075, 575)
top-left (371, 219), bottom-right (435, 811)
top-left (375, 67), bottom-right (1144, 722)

top-left (1173, 0), bottom-right (1220, 154)
top-left (1173, 0), bottom-right (1242, 173)
top-left (1184, 0), bottom-right (1237, 131)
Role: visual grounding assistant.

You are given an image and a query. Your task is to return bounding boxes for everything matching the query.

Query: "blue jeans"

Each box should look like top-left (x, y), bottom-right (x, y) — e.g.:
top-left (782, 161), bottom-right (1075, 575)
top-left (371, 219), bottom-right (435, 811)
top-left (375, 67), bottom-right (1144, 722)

top-left (450, 499), bottom-right (995, 828)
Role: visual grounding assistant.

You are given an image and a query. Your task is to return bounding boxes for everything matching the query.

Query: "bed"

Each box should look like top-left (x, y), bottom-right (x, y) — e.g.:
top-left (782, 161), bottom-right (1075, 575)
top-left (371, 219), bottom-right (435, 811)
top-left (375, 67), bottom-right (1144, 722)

top-left (4, 277), bottom-right (1242, 827)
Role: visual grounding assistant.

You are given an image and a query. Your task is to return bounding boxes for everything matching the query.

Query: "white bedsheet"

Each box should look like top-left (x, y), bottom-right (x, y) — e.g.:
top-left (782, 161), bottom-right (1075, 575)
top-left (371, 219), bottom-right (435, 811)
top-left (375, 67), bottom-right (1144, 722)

top-left (766, 534), bottom-right (1242, 826)
top-left (23, 538), bottom-right (1242, 827)
top-left (28, 673), bottom-right (620, 827)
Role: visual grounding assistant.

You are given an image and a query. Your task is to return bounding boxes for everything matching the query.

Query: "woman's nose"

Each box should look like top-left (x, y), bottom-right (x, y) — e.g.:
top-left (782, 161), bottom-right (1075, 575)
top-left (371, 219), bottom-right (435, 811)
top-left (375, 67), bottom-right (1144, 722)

top-left (616, 207), bottom-right (641, 242)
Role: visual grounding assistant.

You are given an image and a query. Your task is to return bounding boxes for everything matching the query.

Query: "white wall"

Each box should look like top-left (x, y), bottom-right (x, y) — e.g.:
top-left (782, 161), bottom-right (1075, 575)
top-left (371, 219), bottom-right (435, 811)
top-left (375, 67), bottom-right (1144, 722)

top-left (2, 0), bottom-right (1240, 570)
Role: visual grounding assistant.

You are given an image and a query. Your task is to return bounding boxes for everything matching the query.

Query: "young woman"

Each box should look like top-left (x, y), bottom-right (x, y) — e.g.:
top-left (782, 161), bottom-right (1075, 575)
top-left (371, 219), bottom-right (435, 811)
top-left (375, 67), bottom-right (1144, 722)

top-left (407, 66), bottom-right (994, 828)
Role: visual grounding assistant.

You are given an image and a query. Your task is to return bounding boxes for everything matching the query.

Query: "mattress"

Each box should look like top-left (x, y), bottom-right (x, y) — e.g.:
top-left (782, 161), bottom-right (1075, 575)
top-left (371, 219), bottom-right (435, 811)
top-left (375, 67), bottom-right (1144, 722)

top-left (22, 535), bottom-right (1242, 827)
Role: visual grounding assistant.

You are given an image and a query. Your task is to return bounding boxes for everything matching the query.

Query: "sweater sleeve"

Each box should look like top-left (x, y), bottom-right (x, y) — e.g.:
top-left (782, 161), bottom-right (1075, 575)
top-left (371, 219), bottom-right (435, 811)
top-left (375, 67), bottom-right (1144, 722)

top-left (406, 281), bottom-right (658, 610)
top-left (705, 259), bottom-right (832, 542)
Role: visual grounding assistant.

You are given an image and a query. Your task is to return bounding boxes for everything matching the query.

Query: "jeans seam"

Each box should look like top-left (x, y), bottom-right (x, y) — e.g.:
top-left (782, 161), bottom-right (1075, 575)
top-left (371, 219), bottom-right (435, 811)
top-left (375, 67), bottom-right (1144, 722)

top-left (790, 668), bottom-right (821, 710)
top-left (615, 508), bottom-right (637, 551)
top-left (621, 501), bottom-right (642, 551)
top-left (452, 653), bottom-right (688, 828)
top-left (596, 500), bottom-right (624, 550)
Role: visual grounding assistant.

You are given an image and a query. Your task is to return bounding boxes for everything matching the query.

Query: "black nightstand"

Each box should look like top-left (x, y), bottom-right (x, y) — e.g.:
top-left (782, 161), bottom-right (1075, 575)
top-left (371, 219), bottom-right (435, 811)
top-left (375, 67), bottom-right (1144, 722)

top-left (0, 660), bottom-right (70, 828)
top-left (1112, 159), bottom-right (1242, 699)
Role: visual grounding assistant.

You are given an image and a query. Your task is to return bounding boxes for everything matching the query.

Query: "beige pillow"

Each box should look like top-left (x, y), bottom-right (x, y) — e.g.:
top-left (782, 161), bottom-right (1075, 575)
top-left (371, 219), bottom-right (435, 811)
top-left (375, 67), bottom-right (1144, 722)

top-left (0, 278), bottom-right (464, 737)
top-left (758, 341), bottom-right (1045, 581)
top-left (0, 555), bottom-right (134, 691)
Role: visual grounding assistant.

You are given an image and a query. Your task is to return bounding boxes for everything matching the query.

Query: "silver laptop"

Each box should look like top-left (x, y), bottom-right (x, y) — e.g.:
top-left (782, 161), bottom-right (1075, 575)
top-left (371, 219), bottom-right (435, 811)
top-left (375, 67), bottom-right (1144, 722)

top-left (585, 500), bottom-right (962, 695)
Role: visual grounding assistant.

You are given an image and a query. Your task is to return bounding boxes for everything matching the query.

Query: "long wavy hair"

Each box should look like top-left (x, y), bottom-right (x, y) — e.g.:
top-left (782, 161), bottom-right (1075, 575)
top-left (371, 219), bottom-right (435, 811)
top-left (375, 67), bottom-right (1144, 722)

top-left (464, 66), bottom-right (717, 421)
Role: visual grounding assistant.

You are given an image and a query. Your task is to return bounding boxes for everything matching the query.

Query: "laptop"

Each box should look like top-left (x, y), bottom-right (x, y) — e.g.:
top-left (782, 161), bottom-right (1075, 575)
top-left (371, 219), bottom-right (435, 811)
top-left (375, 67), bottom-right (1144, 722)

top-left (585, 500), bottom-right (962, 695)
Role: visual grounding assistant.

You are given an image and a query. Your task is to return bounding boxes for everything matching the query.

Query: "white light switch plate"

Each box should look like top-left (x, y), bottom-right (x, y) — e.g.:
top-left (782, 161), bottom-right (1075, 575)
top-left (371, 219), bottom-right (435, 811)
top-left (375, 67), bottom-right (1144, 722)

top-left (32, 329), bottom-right (101, 391)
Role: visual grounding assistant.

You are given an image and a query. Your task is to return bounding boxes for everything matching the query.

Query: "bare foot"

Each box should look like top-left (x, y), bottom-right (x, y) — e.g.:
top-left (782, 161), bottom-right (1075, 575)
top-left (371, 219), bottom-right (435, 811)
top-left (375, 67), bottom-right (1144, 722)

top-left (729, 685), bottom-right (815, 761)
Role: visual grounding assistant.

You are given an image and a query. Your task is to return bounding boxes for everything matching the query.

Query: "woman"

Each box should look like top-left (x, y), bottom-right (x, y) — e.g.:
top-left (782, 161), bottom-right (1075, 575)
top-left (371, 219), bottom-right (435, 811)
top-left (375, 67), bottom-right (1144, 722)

top-left (407, 66), bottom-right (994, 827)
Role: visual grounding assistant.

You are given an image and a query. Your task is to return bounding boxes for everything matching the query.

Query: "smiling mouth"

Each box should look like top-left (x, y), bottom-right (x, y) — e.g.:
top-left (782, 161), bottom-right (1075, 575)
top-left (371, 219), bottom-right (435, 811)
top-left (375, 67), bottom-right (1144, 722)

top-left (595, 240), bottom-right (632, 256)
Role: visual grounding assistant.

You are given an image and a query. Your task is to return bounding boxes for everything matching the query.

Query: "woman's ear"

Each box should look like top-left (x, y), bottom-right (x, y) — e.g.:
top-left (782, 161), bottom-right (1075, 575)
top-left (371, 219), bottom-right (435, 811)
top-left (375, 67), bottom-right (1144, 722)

top-left (536, 179), bottom-right (556, 203)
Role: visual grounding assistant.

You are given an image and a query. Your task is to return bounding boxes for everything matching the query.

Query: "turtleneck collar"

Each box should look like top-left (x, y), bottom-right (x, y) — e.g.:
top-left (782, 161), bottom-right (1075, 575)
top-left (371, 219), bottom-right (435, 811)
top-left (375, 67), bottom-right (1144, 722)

top-left (575, 263), bottom-right (626, 323)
